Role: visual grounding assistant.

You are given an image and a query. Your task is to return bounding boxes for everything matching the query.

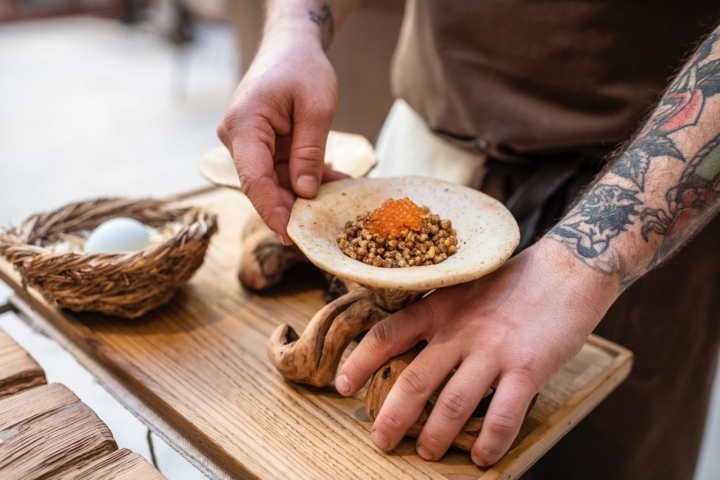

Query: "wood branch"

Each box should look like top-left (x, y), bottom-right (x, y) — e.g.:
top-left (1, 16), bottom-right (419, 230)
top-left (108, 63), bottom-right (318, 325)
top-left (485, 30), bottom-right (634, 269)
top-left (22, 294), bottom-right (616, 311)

top-left (325, 275), bottom-right (361, 303)
top-left (268, 288), bottom-right (390, 387)
top-left (365, 344), bottom-right (538, 452)
top-left (362, 286), bottom-right (426, 312)
top-left (238, 215), bottom-right (310, 290)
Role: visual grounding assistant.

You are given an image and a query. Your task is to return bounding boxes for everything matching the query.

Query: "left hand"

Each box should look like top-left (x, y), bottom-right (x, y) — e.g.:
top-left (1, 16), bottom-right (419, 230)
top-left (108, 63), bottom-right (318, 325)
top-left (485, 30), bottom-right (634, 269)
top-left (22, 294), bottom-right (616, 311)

top-left (334, 239), bottom-right (618, 466)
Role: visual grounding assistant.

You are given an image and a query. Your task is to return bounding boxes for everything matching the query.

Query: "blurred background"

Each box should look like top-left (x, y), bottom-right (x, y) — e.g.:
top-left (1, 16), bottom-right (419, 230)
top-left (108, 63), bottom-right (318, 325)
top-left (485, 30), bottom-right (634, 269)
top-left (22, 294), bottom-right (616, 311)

top-left (0, 1), bottom-right (718, 478)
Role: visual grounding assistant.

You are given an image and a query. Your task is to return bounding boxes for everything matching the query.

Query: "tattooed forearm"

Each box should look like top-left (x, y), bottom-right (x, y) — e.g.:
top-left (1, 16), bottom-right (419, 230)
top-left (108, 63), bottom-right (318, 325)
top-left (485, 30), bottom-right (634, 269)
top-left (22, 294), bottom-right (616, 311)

top-left (548, 29), bottom-right (720, 287)
top-left (308, 3), bottom-right (335, 50)
top-left (551, 185), bottom-right (641, 273)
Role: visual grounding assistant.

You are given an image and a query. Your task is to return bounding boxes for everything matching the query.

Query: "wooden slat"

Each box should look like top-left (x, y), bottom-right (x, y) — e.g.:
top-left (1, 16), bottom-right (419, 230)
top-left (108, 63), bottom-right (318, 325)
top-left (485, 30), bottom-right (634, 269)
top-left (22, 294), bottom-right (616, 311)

top-left (0, 389), bottom-right (117, 479)
top-left (0, 383), bottom-right (78, 432)
top-left (0, 188), bottom-right (633, 479)
top-left (56, 448), bottom-right (166, 480)
top-left (0, 328), bottom-right (46, 398)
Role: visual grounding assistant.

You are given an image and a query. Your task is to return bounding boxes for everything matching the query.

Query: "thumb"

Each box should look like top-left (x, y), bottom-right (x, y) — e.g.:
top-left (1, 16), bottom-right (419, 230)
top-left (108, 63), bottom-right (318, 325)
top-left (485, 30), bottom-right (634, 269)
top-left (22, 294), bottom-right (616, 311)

top-left (289, 106), bottom-right (333, 198)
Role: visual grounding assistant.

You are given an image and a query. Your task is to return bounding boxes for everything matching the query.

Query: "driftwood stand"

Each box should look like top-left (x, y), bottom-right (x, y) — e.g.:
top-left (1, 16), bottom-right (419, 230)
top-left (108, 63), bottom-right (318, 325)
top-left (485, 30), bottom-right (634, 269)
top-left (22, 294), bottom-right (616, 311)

top-left (267, 282), bottom-right (518, 452)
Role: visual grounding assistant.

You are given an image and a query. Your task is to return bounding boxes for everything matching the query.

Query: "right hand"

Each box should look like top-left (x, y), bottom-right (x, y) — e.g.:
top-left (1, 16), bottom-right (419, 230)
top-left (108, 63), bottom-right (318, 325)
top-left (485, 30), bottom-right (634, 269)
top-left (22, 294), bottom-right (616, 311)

top-left (217, 34), bottom-right (347, 244)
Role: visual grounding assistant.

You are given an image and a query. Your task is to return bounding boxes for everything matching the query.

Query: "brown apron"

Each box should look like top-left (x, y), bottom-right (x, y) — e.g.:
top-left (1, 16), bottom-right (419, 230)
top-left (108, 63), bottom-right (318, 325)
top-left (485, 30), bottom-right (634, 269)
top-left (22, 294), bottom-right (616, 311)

top-left (392, 1), bottom-right (720, 478)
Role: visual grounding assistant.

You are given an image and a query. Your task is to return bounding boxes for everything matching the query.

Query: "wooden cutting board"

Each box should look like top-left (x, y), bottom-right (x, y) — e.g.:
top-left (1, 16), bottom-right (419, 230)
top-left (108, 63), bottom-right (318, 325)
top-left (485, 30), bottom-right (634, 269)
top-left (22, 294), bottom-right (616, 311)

top-left (0, 187), bottom-right (632, 479)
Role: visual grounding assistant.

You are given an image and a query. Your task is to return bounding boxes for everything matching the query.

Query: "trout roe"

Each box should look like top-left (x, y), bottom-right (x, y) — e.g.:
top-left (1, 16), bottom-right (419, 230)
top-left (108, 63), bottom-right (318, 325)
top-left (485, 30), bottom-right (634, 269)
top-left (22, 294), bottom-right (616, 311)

top-left (364, 197), bottom-right (425, 238)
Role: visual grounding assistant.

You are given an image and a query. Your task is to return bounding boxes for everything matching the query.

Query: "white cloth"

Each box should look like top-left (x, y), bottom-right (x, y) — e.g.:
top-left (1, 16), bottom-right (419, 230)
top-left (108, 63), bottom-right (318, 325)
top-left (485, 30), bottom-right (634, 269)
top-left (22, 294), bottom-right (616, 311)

top-left (371, 99), bottom-right (486, 189)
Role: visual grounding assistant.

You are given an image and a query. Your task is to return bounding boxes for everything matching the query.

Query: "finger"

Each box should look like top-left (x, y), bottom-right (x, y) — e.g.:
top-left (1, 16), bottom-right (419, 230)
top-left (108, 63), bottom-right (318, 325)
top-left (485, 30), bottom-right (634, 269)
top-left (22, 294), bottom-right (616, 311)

top-left (288, 102), bottom-right (334, 198)
top-left (337, 301), bottom-right (435, 396)
top-left (217, 122), bottom-right (232, 157)
top-left (471, 373), bottom-right (538, 467)
top-left (371, 343), bottom-right (460, 451)
top-left (275, 160), bottom-right (292, 192)
top-left (231, 123), bottom-right (292, 242)
top-left (415, 358), bottom-right (498, 460)
top-left (279, 187), bottom-right (296, 216)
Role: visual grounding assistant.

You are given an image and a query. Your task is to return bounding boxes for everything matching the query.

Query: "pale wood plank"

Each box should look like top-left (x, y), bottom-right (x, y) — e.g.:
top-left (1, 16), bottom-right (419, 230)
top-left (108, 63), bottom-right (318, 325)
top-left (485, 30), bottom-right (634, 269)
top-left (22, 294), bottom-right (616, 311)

top-left (56, 448), bottom-right (166, 480)
top-left (0, 188), bottom-right (633, 479)
top-left (0, 328), bottom-right (46, 398)
top-left (0, 383), bottom-right (78, 432)
top-left (0, 394), bottom-right (117, 479)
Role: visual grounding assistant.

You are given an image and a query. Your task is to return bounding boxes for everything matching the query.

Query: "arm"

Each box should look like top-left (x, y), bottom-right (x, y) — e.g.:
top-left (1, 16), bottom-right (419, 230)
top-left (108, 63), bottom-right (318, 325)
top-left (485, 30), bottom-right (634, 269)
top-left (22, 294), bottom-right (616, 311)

top-left (550, 29), bottom-right (720, 289)
top-left (264, 0), bottom-right (359, 51)
top-left (218, 0), bottom-right (361, 244)
top-left (336, 27), bottom-right (720, 466)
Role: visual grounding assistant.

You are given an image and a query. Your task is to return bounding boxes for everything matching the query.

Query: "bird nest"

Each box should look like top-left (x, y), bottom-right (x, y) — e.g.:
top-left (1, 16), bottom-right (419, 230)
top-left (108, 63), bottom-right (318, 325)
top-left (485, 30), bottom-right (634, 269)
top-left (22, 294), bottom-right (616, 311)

top-left (0, 198), bottom-right (217, 319)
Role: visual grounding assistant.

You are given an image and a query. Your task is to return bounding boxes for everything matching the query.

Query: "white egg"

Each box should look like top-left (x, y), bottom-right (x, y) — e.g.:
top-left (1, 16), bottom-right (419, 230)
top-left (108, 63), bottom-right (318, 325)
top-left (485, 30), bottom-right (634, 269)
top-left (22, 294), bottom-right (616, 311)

top-left (85, 217), bottom-right (151, 254)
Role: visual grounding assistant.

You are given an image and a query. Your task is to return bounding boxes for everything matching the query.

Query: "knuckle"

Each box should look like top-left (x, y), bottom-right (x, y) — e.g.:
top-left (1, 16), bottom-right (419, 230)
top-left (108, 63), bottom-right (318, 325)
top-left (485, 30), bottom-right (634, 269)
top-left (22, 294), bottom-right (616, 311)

top-left (302, 96), bottom-right (336, 119)
top-left (473, 442), bottom-right (504, 465)
top-left (216, 123), bottom-right (228, 142)
top-left (292, 144), bottom-right (325, 164)
top-left (437, 392), bottom-right (470, 420)
top-left (398, 368), bottom-right (430, 397)
top-left (221, 106), bottom-right (246, 130)
top-left (507, 357), bottom-right (548, 392)
top-left (367, 322), bottom-right (396, 353)
top-left (342, 351), bottom-right (370, 379)
top-left (379, 409), bottom-right (404, 431)
top-left (420, 430), bottom-right (445, 449)
top-left (484, 411), bottom-right (520, 438)
top-left (238, 173), bottom-right (257, 197)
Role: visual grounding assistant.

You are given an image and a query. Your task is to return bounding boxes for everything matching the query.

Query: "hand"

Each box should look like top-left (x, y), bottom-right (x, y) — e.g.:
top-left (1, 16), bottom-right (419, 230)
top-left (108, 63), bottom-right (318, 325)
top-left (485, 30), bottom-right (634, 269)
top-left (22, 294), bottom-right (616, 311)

top-left (335, 239), bottom-right (618, 465)
top-left (218, 34), bottom-right (347, 244)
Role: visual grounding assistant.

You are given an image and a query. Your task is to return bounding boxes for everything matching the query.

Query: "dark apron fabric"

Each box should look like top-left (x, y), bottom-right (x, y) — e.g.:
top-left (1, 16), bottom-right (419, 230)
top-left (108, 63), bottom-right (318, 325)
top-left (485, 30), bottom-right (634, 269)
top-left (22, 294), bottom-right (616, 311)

top-left (392, 0), bottom-right (720, 160)
top-left (391, 1), bottom-right (720, 478)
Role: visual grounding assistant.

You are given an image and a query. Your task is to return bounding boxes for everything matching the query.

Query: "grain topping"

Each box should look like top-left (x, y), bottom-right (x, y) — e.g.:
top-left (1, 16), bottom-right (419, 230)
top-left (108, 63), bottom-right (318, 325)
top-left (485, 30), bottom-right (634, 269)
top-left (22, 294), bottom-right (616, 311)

top-left (337, 198), bottom-right (458, 268)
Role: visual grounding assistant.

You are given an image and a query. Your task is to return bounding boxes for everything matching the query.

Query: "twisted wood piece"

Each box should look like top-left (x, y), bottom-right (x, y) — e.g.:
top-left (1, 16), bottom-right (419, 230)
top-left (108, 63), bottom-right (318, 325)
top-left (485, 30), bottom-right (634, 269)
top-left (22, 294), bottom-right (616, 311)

top-left (267, 287), bottom-right (390, 387)
top-left (238, 216), bottom-right (310, 291)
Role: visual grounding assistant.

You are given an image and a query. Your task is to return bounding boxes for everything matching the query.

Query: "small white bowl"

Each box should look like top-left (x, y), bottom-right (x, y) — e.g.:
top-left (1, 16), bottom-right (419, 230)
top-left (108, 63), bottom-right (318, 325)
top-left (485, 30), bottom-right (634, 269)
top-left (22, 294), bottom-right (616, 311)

top-left (287, 176), bottom-right (519, 292)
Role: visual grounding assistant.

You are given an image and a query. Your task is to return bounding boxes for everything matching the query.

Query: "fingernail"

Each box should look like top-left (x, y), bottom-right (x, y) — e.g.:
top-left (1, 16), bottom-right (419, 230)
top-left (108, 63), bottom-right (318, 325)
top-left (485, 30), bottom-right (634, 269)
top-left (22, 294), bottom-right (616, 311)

top-left (275, 233), bottom-right (293, 246)
top-left (416, 444), bottom-right (434, 461)
top-left (297, 174), bottom-right (318, 195)
top-left (372, 430), bottom-right (390, 450)
top-left (471, 452), bottom-right (487, 467)
top-left (335, 374), bottom-right (351, 395)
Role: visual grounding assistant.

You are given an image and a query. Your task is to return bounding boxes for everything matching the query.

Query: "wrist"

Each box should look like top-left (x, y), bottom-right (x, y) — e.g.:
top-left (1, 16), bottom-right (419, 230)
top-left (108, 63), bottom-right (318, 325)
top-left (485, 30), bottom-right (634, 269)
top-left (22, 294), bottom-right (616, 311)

top-left (257, 24), bottom-right (327, 63)
top-left (533, 238), bottom-right (620, 326)
top-left (263, 1), bottom-right (333, 53)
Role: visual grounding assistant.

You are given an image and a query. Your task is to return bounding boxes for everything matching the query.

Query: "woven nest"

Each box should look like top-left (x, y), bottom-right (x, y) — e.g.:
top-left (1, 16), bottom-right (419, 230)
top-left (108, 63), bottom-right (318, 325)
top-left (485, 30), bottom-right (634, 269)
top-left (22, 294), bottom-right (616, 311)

top-left (0, 198), bottom-right (217, 319)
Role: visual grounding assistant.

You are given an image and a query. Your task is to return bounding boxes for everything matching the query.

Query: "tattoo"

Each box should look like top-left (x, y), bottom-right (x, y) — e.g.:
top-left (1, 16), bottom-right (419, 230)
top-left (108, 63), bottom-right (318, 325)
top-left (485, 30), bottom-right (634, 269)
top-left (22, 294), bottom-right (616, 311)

top-left (550, 185), bottom-right (641, 273)
top-left (308, 3), bottom-right (334, 51)
top-left (549, 30), bottom-right (720, 283)
top-left (641, 133), bottom-right (720, 266)
top-left (610, 33), bottom-right (720, 192)
top-left (611, 134), bottom-right (683, 191)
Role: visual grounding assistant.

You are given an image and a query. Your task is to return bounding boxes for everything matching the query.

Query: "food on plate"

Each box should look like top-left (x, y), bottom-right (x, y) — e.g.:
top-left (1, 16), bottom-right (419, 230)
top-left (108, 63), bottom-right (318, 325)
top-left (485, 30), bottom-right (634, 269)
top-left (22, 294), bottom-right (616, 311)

top-left (336, 197), bottom-right (458, 268)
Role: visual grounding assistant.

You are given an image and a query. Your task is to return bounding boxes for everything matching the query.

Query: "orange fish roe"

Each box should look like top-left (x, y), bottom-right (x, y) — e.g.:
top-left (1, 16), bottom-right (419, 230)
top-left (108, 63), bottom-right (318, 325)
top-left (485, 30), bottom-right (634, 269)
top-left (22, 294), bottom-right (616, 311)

top-left (364, 197), bottom-right (425, 238)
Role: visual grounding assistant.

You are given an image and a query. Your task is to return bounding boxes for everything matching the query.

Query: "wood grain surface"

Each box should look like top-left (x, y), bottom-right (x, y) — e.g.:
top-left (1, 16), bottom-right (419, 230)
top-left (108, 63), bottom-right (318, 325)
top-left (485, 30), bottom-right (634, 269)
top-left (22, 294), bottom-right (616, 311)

top-left (56, 448), bottom-right (166, 480)
top-left (0, 188), bottom-right (633, 479)
top-left (0, 383), bottom-right (117, 478)
top-left (0, 328), bottom-right (45, 398)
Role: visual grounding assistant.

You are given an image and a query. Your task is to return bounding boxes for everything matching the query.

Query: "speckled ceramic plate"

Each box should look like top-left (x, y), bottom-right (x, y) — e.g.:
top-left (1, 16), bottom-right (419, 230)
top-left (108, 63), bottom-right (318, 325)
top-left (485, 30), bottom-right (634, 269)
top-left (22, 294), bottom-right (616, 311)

top-left (199, 131), bottom-right (377, 190)
top-left (287, 176), bottom-right (520, 291)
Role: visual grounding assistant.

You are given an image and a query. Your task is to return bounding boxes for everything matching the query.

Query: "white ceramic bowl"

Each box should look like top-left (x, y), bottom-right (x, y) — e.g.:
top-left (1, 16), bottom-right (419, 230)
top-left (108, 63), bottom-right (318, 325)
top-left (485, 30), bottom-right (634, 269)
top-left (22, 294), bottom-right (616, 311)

top-left (288, 176), bottom-right (520, 291)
